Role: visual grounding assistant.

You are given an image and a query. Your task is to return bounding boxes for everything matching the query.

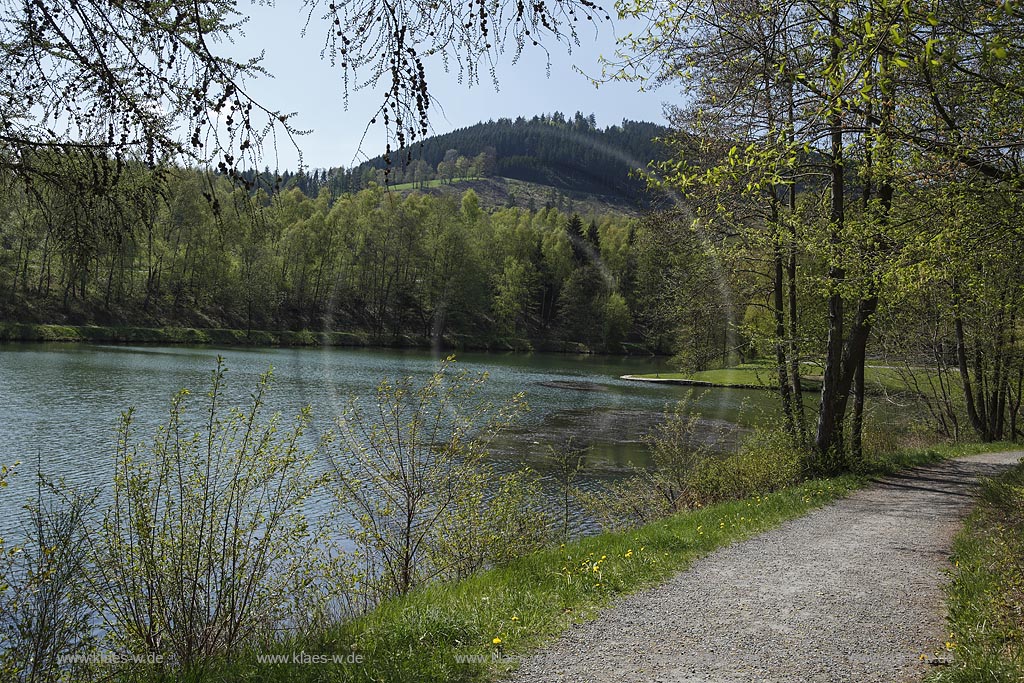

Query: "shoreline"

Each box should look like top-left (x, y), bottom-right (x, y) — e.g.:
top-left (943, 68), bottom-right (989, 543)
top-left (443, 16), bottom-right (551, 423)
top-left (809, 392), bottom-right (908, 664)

top-left (0, 322), bottom-right (657, 356)
top-left (619, 373), bottom-right (820, 392)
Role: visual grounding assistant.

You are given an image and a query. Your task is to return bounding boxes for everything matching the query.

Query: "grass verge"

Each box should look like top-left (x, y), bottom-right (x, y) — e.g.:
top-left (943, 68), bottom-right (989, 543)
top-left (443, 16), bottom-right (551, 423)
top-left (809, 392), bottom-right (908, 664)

top-left (164, 440), bottom-right (1012, 683)
top-left (929, 460), bottom-right (1024, 682)
top-left (215, 478), bottom-right (860, 683)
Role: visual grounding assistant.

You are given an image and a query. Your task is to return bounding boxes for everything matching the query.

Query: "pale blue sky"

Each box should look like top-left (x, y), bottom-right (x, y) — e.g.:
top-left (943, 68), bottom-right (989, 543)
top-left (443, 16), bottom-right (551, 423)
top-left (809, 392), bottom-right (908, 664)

top-left (224, 4), bottom-right (668, 170)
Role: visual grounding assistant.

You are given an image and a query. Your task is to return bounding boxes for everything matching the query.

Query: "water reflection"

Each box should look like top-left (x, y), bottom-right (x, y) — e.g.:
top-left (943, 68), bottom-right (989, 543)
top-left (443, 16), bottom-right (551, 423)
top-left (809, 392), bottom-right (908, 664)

top-left (0, 342), bottom-right (776, 536)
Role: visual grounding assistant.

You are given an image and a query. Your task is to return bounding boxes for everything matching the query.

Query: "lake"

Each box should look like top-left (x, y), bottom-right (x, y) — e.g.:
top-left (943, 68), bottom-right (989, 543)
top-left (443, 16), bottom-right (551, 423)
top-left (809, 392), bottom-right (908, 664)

top-left (0, 343), bottom-right (779, 535)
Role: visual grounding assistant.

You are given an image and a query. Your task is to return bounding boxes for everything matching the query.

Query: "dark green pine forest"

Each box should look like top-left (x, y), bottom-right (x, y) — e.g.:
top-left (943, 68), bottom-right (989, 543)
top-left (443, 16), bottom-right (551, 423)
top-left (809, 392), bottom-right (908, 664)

top-left (239, 114), bottom-right (670, 203)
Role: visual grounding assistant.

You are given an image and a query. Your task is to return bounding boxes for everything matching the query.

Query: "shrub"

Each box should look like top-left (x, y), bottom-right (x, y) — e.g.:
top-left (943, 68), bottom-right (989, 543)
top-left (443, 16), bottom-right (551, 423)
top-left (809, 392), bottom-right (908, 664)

top-left (0, 482), bottom-right (97, 683)
top-left (86, 359), bottom-right (333, 672)
top-left (580, 403), bottom-right (803, 530)
top-left (686, 428), bottom-right (803, 504)
top-left (542, 439), bottom-right (588, 539)
top-left (327, 357), bottom-right (545, 604)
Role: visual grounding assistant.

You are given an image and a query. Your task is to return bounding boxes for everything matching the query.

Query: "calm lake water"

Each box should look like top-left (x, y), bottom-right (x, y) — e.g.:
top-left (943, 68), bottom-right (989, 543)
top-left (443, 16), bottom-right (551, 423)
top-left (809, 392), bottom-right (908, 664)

top-left (0, 343), bottom-right (778, 535)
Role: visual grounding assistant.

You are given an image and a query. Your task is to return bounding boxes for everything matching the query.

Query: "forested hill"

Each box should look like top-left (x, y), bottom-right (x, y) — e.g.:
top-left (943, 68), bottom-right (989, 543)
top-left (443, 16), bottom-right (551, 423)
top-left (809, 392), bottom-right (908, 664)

top-left (263, 114), bottom-right (670, 205)
top-left (363, 114), bottom-right (669, 201)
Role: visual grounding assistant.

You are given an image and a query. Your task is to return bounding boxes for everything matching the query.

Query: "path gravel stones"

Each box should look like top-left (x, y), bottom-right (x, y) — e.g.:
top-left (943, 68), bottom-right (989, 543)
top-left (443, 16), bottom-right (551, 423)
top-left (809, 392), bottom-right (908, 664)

top-left (510, 451), bottom-right (1022, 683)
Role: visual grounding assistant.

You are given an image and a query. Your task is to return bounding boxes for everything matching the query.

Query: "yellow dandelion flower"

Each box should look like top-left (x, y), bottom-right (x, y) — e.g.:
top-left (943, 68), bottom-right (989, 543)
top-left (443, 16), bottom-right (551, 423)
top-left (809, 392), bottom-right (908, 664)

top-left (493, 638), bottom-right (502, 645)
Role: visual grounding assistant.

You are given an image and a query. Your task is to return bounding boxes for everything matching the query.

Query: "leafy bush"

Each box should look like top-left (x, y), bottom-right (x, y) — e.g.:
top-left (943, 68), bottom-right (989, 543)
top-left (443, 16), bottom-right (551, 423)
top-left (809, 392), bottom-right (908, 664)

top-left (686, 428), bottom-right (803, 503)
top-left (431, 468), bottom-right (552, 581)
top-left (328, 357), bottom-right (548, 603)
top-left (86, 359), bottom-right (333, 672)
top-left (579, 395), bottom-right (725, 530)
top-left (580, 399), bottom-right (802, 530)
top-left (0, 483), bottom-right (96, 683)
top-left (542, 440), bottom-right (588, 539)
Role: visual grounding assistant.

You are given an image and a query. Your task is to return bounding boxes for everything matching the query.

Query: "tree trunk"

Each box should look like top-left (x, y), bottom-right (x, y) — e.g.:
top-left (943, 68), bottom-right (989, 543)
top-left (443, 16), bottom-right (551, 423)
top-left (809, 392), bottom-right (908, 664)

top-left (772, 198), bottom-right (795, 436)
top-left (955, 312), bottom-right (988, 440)
top-left (814, 11), bottom-right (847, 460)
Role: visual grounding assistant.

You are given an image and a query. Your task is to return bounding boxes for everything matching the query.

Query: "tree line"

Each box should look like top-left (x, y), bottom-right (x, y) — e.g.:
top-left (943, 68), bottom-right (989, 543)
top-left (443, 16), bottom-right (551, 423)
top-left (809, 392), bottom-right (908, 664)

top-left (0, 163), bottom-right (733, 356)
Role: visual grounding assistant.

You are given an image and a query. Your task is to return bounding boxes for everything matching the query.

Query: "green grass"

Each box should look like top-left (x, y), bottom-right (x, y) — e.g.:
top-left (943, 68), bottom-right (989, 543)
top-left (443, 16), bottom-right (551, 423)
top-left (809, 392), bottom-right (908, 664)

top-left (929, 459), bottom-right (1024, 682)
top-left (632, 361), bottom-right (930, 394)
top-left (145, 439), bottom-right (1014, 683)
top-left (0, 322), bottom-right (592, 353)
top-left (630, 361), bottom-right (817, 389)
top-left (209, 478), bottom-right (860, 682)
top-left (386, 177), bottom-right (485, 191)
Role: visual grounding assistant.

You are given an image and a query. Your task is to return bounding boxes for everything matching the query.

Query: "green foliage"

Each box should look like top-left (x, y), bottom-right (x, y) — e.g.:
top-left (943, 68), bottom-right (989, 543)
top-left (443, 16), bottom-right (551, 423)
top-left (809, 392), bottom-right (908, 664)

top-left (87, 359), bottom-right (333, 671)
top-left (609, 0), bottom-right (1024, 463)
top-left (685, 428), bottom-right (803, 504)
top-left (579, 390), bottom-right (810, 532)
top-left (327, 358), bottom-right (545, 602)
top-left (602, 291), bottom-right (632, 349)
top-left (542, 440), bottom-right (588, 539)
top-left (0, 169), bottom-right (644, 352)
top-left (190, 474), bottom-right (861, 683)
top-left (931, 463), bottom-right (1024, 682)
top-left (578, 396), bottom-right (799, 530)
top-left (491, 257), bottom-right (539, 336)
top-left (431, 469), bottom-right (552, 582)
top-left (556, 264), bottom-right (608, 345)
top-left (354, 115), bottom-right (669, 203)
top-left (0, 483), bottom-right (97, 683)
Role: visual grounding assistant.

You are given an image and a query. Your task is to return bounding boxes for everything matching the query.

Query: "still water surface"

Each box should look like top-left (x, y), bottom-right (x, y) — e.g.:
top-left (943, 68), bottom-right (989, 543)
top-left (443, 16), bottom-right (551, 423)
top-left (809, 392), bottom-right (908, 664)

top-left (0, 343), bottom-right (775, 533)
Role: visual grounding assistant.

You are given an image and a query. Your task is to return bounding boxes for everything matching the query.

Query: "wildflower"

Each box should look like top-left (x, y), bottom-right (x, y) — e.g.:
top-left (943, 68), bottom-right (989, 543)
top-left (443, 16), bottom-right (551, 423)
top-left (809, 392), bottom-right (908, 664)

top-left (624, 549), bottom-right (633, 558)
top-left (510, 616), bottom-right (519, 622)
top-left (493, 637), bottom-right (502, 645)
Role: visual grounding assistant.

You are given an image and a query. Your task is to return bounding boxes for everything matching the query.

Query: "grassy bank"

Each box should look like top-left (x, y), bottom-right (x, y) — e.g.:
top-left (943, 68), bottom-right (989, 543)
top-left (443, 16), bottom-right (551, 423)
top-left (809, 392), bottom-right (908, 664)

top-left (156, 441), bottom-right (1009, 683)
top-left (0, 322), bottom-right (620, 353)
top-left (0, 322), bottom-right (374, 347)
top-left (931, 461), bottom-right (1024, 682)
top-left (631, 360), bottom-right (921, 394)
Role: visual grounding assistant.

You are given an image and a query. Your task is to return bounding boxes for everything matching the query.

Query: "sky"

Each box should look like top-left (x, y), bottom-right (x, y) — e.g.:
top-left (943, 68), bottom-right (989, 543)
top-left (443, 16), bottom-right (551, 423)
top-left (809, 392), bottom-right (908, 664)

top-left (222, 3), bottom-right (670, 171)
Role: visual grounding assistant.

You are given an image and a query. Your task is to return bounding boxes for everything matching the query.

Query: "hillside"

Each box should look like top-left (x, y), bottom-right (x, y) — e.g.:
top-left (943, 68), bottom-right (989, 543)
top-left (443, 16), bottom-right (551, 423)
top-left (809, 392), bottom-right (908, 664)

top-left (360, 114), bottom-right (670, 204)
top-left (385, 175), bottom-right (646, 216)
top-left (266, 113), bottom-right (672, 209)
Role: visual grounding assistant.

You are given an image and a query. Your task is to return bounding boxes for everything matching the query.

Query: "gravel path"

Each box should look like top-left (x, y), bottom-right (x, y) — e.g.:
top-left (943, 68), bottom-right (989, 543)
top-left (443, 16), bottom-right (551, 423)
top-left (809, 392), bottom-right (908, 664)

top-left (510, 451), bottom-right (1022, 683)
